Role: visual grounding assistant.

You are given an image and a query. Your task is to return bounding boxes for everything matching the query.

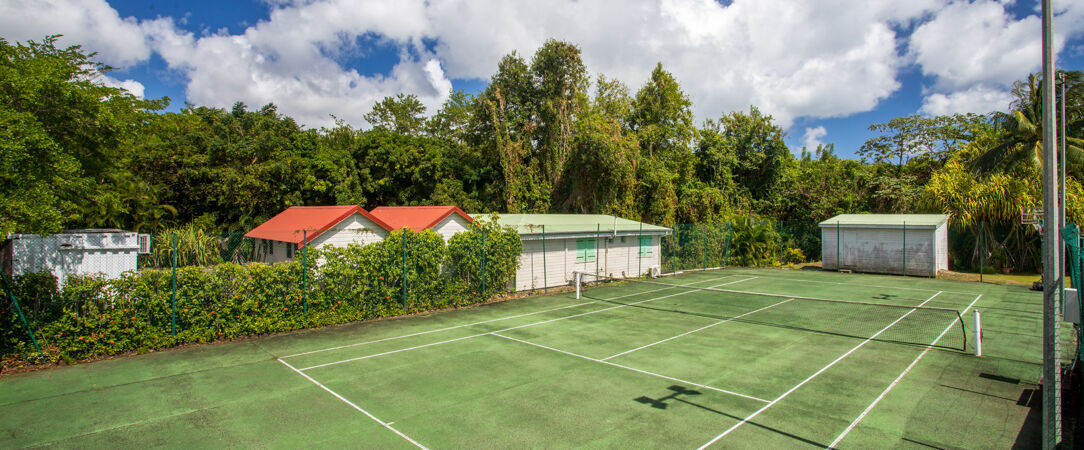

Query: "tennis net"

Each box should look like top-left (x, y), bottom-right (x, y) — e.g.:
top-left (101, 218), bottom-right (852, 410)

top-left (575, 272), bottom-right (968, 351)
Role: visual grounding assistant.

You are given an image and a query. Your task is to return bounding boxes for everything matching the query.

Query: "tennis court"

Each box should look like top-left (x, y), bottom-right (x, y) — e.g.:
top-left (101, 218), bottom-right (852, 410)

top-left (0, 268), bottom-right (1051, 448)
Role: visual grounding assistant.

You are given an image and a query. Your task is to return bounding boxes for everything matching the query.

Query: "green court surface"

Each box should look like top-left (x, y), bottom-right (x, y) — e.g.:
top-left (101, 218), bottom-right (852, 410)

top-left (0, 268), bottom-right (1055, 448)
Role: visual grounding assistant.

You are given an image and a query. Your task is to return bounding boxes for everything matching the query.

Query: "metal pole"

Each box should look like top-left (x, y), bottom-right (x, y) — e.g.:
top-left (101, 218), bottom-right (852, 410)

top-left (902, 221), bottom-right (907, 276)
top-left (171, 232), bottom-right (177, 337)
top-left (595, 224), bottom-right (600, 277)
top-left (723, 222), bottom-right (732, 267)
top-left (836, 221), bottom-right (841, 272)
top-left (302, 230), bottom-right (308, 322)
top-left (401, 231), bottom-right (407, 311)
top-left (980, 221), bottom-right (985, 283)
top-left (1, 274), bottom-right (40, 352)
top-left (542, 225), bottom-right (547, 293)
top-left (1040, 1), bottom-right (1062, 445)
top-left (481, 229), bottom-right (487, 297)
top-left (638, 222), bottom-right (644, 276)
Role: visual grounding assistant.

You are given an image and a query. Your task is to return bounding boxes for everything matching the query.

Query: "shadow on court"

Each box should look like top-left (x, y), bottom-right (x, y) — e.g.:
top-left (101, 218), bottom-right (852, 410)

top-left (634, 385), bottom-right (827, 447)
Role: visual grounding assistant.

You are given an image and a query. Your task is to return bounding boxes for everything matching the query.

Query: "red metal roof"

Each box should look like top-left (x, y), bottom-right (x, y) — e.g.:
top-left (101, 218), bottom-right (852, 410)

top-left (367, 206), bottom-right (473, 231)
top-left (244, 205), bottom-right (393, 245)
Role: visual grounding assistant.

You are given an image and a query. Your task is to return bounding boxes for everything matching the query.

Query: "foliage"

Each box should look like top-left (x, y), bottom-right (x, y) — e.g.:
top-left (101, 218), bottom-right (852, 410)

top-left (146, 224), bottom-right (226, 268)
top-left (364, 93), bottom-right (427, 136)
top-left (1, 226), bottom-right (521, 368)
top-left (0, 36), bottom-right (166, 235)
top-left (726, 215), bottom-right (780, 267)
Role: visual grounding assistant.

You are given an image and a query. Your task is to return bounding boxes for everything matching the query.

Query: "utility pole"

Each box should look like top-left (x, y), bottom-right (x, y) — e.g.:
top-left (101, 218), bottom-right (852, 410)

top-left (1040, 0), bottom-right (1062, 447)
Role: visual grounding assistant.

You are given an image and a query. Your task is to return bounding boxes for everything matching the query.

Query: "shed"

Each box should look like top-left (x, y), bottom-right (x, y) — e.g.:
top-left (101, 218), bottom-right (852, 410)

top-left (368, 206), bottom-right (473, 241)
top-left (472, 214), bottom-right (672, 292)
top-left (1, 229), bottom-right (148, 287)
top-left (819, 214), bottom-right (949, 277)
top-left (245, 206), bottom-right (393, 262)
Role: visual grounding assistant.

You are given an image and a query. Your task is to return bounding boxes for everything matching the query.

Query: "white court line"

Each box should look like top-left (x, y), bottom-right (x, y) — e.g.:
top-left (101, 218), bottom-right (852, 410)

top-left (281, 274), bottom-right (738, 359)
top-left (277, 358), bottom-right (427, 449)
top-left (601, 298), bottom-right (794, 361)
top-left (697, 290), bottom-right (944, 449)
top-left (298, 277), bottom-right (754, 371)
top-left (827, 294), bottom-right (983, 449)
top-left (491, 332), bottom-right (769, 403)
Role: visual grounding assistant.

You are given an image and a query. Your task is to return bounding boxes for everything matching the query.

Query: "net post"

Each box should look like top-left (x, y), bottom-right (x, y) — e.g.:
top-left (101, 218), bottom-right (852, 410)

top-left (302, 230), bottom-right (308, 322)
top-left (542, 225), bottom-right (548, 293)
top-left (973, 309), bottom-right (983, 356)
top-left (575, 271), bottom-right (581, 299)
top-left (171, 231), bottom-right (177, 337)
top-left (1, 274), bottom-right (41, 353)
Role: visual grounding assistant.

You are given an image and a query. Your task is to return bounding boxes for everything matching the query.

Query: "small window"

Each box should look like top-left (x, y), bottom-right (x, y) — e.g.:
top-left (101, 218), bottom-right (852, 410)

top-left (269, 240), bottom-right (274, 255)
top-left (576, 239), bottom-right (596, 262)
top-left (286, 244), bottom-right (294, 259)
top-left (639, 236), bottom-right (652, 256)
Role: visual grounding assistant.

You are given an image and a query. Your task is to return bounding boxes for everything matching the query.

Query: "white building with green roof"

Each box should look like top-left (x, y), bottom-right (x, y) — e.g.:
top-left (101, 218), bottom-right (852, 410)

top-left (471, 214), bottom-right (672, 291)
top-left (818, 214), bottom-right (950, 276)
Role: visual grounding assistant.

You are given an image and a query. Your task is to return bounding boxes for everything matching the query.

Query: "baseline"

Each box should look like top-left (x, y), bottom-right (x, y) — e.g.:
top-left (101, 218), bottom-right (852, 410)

top-left (827, 294), bottom-right (983, 449)
top-left (696, 290), bottom-right (944, 449)
top-left (721, 270), bottom-right (980, 296)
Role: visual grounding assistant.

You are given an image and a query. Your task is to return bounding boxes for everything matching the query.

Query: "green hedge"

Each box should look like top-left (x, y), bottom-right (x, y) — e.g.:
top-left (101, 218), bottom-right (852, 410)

top-left (0, 222), bottom-right (521, 369)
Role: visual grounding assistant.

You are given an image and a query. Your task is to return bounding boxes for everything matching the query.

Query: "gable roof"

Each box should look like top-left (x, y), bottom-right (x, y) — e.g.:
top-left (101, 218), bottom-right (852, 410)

top-left (818, 214), bottom-right (949, 228)
top-left (368, 206), bottom-right (473, 231)
top-left (244, 205), bottom-right (393, 245)
top-left (470, 214), bottom-right (671, 235)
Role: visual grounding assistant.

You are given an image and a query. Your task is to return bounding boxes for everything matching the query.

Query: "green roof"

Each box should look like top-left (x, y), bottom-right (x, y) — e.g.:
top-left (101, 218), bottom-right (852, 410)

top-left (469, 214), bottom-right (671, 235)
top-left (818, 214), bottom-right (949, 228)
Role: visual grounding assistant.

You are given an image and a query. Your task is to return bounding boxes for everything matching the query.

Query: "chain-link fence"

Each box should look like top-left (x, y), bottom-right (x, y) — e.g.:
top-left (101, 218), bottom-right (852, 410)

top-left (0, 218), bottom-right (1048, 369)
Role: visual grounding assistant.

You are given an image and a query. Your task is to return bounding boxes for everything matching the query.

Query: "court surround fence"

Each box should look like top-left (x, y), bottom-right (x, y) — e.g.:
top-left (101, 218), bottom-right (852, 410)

top-left (0, 217), bottom-right (1046, 369)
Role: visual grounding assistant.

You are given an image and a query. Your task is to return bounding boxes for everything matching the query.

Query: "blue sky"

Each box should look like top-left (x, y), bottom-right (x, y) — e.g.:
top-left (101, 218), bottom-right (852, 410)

top-left (4, 0), bottom-right (1084, 159)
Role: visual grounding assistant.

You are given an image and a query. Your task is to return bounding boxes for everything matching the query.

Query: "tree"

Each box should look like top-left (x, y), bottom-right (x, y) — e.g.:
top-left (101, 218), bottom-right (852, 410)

top-left (697, 107), bottom-right (791, 213)
top-left (969, 71), bottom-right (1084, 179)
top-left (364, 93), bottom-right (426, 136)
top-left (0, 36), bottom-right (166, 235)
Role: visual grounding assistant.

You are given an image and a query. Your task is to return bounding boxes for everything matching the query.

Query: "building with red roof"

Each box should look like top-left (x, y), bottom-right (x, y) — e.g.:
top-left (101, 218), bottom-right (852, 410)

top-left (245, 205), bottom-right (393, 262)
top-left (367, 206), bottom-right (473, 241)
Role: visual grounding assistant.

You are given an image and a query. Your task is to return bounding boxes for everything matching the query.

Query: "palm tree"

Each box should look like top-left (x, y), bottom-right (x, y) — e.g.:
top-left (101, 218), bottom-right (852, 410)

top-left (969, 71), bottom-right (1084, 179)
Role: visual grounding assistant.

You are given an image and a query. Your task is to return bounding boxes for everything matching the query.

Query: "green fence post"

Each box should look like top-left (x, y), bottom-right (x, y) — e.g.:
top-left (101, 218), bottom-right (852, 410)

top-left (779, 220), bottom-right (784, 264)
top-left (979, 221), bottom-right (984, 283)
top-left (638, 221), bottom-right (644, 276)
top-left (595, 224), bottom-right (601, 277)
top-left (836, 221), bottom-right (841, 272)
top-left (401, 230), bottom-right (407, 311)
top-left (902, 221), bottom-right (907, 276)
top-left (481, 228), bottom-right (487, 298)
top-left (171, 231), bottom-right (177, 337)
top-left (302, 230), bottom-right (308, 322)
top-left (723, 222), bottom-right (733, 267)
top-left (1, 274), bottom-right (41, 353)
top-left (542, 225), bottom-right (547, 293)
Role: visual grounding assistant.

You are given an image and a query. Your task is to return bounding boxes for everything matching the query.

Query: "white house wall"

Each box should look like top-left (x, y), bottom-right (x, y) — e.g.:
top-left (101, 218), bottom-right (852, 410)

top-left (433, 215), bottom-right (471, 242)
top-left (7, 232), bottom-right (139, 286)
top-left (820, 226), bottom-right (939, 276)
top-left (513, 234), bottom-right (664, 292)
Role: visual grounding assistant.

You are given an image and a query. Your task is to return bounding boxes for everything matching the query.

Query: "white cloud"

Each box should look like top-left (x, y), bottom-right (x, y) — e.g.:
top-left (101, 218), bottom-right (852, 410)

top-left (0, 0), bottom-right (149, 67)
top-left (920, 84), bottom-right (1015, 115)
top-left (802, 126), bottom-right (828, 150)
top-left (4, 0), bottom-right (1084, 131)
top-left (98, 75), bottom-right (145, 98)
